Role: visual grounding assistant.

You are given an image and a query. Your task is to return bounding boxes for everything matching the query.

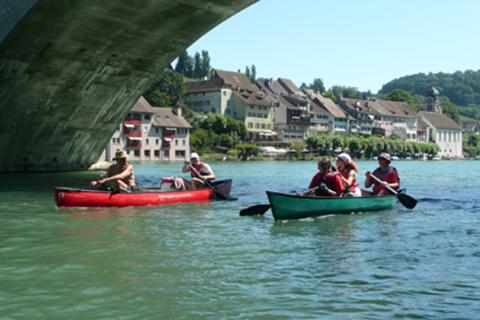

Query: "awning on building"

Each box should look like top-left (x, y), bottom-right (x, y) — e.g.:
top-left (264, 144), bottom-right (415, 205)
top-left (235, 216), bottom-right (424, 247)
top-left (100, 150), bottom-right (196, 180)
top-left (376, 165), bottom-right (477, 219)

top-left (166, 127), bottom-right (177, 131)
top-left (128, 137), bottom-right (142, 141)
top-left (124, 124), bottom-right (135, 128)
top-left (253, 130), bottom-right (277, 137)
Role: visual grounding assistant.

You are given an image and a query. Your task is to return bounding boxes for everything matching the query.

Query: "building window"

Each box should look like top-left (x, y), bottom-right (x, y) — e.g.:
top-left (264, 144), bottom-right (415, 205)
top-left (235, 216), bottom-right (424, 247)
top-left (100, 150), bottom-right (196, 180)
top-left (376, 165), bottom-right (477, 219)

top-left (112, 138), bottom-right (115, 143)
top-left (183, 140), bottom-right (185, 145)
top-left (144, 114), bottom-right (150, 120)
top-left (175, 150), bottom-right (186, 158)
top-left (248, 122), bottom-right (253, 128)
top-left (156, 139), bottom-right (159, 145)
top-left (146, 139), bottom-right (149, 145)
top-left (155, 127), bottom-right (159, 134)
top-left (211, 108), bottom-right (215, 113)
top-left (144, 150), bottom-right (150, 157)
top-left (175, 139), bottom-right (178, 146)
top-left (164, 150), bottom-right (169, 158)
top-left (154, 150), bottom-right (160, 157)
top-left (255, 123), bottom-right (259, 129)
top-left (134, 150), bottom-right (140, 157)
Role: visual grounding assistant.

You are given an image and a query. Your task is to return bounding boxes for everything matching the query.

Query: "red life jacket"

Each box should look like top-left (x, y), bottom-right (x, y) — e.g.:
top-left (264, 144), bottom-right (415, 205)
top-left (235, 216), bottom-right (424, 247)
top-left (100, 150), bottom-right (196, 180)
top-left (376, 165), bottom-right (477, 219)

top-left (340, 168), bottom-right (359, 192)
top-left (372, 166), bottom-right (399, 195)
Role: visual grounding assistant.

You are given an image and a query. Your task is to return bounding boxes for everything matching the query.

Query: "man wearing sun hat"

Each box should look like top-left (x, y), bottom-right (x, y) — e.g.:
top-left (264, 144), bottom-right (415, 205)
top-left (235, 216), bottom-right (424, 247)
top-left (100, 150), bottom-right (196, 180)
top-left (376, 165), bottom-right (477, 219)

top-left (365, 152), bottom-right (400, 196)
top-left (182, 152), bottom-right (215, 189)
top-left (90, 150), bottom-right (136, 191)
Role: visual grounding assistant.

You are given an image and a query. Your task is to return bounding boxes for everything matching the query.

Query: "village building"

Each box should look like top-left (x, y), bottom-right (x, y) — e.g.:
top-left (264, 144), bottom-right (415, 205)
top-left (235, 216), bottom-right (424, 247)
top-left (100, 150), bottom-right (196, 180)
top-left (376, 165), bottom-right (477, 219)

top-left (417, 88), bottom-right (463, 158)
top-left (255, 78), bottom-right (311, 143)
top-left (418, 112), bottom-right (463, 158)
top-left (183, 69), bottom-right (276, 141)
top-left (103, 96), bottom-right (192, 162)
top-left (339, 98), bottom-right (417, 140)
top-left (304, 89), bottom-right (350, 135)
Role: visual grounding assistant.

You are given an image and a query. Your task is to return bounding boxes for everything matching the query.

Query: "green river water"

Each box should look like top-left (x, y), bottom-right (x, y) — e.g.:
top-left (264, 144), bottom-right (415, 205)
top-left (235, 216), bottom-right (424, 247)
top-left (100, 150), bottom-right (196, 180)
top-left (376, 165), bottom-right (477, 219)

top-left (1, 160), bottom-right (479, 319)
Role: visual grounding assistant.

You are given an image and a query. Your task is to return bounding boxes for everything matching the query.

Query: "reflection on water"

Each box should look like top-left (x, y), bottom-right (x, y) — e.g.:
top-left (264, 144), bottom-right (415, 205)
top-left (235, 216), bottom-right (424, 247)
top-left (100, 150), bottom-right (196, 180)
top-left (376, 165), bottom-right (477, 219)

top-left (1, 161), bottom-right (480, 319)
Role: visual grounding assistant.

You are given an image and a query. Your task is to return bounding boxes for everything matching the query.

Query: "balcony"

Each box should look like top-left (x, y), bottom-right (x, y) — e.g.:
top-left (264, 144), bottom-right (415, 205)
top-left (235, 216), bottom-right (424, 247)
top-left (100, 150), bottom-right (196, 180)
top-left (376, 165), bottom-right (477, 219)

top-left (124, 119), bottom-right (142, 126)
top-left (124, 130), bottom-right (141, 138)
top-left (127, 140), bottom-right (142, 149)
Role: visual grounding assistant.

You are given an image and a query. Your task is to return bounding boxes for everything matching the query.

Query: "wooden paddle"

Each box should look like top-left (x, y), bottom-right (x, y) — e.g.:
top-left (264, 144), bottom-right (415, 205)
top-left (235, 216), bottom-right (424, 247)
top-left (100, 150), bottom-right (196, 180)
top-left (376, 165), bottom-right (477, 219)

top-left (239, 186), bottom-right (318, 216)
top-left (369, 173), bottom-right (417, 209)
top-left (189, 164), bottom-right (235, 201)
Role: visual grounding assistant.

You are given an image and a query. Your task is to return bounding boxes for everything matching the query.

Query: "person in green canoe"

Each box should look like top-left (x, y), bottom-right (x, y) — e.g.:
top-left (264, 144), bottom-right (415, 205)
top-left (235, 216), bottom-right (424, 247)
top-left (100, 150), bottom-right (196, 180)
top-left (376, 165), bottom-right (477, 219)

top-left (304, 157), bottom-right (344, 197)
top-left (365, 152), bottom-right (400, 196)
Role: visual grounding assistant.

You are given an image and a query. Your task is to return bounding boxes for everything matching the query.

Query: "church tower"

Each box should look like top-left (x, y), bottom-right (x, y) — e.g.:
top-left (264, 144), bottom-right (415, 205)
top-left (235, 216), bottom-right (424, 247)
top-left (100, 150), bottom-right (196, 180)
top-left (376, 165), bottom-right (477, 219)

top-left (425, 87), bottom-right (442, 113)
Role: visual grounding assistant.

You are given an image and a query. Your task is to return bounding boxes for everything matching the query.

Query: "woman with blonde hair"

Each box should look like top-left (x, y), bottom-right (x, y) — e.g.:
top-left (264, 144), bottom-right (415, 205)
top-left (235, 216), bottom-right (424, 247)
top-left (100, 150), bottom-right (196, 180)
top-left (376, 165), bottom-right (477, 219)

top-left (335, 153), bottom-right (361, 197)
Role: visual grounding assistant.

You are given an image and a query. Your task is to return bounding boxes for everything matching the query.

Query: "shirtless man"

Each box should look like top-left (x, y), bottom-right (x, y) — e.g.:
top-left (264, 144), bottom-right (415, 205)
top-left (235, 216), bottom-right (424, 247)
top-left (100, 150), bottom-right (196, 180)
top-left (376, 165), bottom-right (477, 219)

top-left (90, 150), bottom-right (136, 192)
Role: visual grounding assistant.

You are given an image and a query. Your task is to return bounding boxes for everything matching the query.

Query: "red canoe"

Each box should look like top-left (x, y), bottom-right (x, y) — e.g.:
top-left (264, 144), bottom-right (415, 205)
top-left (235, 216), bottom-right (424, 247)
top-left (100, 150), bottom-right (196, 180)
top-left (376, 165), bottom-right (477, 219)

top-left (54, 179), bottom-right (232, 208)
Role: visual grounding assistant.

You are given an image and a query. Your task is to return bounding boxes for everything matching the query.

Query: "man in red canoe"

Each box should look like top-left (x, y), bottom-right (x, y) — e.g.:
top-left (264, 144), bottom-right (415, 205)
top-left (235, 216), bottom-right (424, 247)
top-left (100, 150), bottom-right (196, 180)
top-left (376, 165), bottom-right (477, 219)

top-left (182, 152), bottom-right (215, 190)
top-left (365, 152), bottom-right (400, 196)
top-left (90, 150), bottom-right (136, 192)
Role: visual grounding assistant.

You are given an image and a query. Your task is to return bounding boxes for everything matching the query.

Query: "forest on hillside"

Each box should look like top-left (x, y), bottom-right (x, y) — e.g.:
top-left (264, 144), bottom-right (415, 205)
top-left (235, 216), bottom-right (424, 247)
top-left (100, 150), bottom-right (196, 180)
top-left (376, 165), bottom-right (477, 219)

top-left (379, 70), bottom-right (480, 121)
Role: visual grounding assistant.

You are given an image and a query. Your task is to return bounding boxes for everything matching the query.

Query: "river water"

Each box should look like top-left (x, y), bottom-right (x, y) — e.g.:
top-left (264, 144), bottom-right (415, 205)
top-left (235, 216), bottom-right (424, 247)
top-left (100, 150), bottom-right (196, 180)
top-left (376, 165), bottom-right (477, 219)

top-left (1, 160), bottom-right (479, 319)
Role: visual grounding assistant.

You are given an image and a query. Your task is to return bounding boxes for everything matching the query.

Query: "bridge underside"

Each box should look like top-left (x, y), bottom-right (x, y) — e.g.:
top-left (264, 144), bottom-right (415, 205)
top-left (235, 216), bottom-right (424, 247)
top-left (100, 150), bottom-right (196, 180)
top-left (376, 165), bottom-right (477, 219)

top-left (0, 0), bottom-right (256, 172)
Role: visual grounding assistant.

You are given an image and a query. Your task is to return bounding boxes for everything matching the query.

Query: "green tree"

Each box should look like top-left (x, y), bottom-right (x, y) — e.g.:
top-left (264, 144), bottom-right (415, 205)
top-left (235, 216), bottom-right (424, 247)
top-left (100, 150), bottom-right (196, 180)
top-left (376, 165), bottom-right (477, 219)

top-left (245, 66), bottom-right (251, 82)
top-left (201, 50), bottom-right (211, 78)
top-left (175, 51), bottom-right (189, 75)
top-left (439, 97), bottom-right (460, 122)
top-left (251, 64), bottom-right (256, 82)
top-left (144, 71), bottom-right (185, 107)
top-left (385, 89), bottom-right (414, 108)
top-left (308, 78), bottom-right (325, 93)
top-left (193, 52), bottom-right (202, 79)
top-left (235, 143), bottom-right (260, 160)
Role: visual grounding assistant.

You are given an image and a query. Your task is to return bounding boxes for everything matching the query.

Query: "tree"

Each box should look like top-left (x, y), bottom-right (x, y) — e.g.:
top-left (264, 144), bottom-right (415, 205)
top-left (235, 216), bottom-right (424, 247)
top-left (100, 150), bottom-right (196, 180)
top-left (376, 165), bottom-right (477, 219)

top-left (251, 64), bottom-right (256, 82)
top-left (245, 66), bottom-right (251, 82)
top-left (385, 89), bottom-right (414, 108)
top-left (144, 71), bottom-right (185, 107)
top-left (184, 54), bottom-right (194, 78)
top-left (175, 51), bottom-right (189, 75)
top-left (201, 50), bottom-right (211, 78)
top-left (440, 97), bottom-right (460, 123)
top-left (308, 78), bottom-right (325, 93)
top-left (193, 52), bottom-right (202, 78)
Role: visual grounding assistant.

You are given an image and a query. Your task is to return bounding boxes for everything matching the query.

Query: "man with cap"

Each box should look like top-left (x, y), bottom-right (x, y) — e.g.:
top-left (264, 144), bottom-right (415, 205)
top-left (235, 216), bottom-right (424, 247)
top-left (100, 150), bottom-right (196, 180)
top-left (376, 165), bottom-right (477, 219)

top-left (365, 152), bottom-right (400, 196)
top-left (90, 150), bottom-right (136, 192)
top-left (182, 152), bottom-right (215, 189)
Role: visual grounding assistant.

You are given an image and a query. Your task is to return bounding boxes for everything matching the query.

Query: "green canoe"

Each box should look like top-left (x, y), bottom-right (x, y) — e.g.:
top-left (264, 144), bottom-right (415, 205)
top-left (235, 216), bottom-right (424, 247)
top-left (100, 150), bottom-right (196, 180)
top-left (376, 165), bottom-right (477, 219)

top-left (266, 191), bottom-right (397, 220)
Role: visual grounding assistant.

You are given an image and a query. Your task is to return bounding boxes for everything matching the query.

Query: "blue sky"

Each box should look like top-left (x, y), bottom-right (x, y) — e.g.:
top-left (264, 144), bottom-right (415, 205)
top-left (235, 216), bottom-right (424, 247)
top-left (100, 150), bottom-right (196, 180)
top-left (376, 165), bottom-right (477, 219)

top-left (187, 0), bottom-right (480, 92)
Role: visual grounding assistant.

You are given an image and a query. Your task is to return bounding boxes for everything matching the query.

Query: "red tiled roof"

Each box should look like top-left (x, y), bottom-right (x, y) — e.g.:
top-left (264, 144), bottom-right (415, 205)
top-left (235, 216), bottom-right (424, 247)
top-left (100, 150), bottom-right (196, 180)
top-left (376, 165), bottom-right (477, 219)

top-left (304, 90), bottom-right (347, 118)
top-left (131, 96), bottom-right (157, 113)
top-left (419, 111), bottom-right (461, 130)
top-left (375, 99), bottom-right (417, 118)
top-left (184, 78), bottom-right (224, 93)
top-left (213, 69), bottom-right (257, 92)
top-left (152, 108), bottom-right (192, 129)
top-left (278, 78), bottom-right (302, 95)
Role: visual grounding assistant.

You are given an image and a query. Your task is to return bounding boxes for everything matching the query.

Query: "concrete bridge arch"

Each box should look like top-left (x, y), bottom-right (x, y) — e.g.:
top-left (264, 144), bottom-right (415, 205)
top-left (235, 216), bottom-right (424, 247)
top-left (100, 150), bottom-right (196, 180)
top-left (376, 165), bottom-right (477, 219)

top-left (0, 0), bottom-right (256, 171)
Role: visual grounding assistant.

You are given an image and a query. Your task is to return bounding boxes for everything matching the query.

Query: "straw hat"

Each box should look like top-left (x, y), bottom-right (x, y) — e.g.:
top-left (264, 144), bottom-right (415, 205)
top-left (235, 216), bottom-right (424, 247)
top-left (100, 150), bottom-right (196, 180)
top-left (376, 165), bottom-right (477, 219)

top-left (378, 152), bottom-right (392, 162)
top-left (114, 150), bottom-right (128, 160)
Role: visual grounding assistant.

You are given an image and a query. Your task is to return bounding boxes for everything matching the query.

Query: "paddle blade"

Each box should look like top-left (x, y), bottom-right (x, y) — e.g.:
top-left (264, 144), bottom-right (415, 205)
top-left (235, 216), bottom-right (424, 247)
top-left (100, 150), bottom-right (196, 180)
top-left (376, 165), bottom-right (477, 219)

top-left (397, 192), bottom-right (417, 209)
top-left (239, 204), bottom-right (270, 216)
